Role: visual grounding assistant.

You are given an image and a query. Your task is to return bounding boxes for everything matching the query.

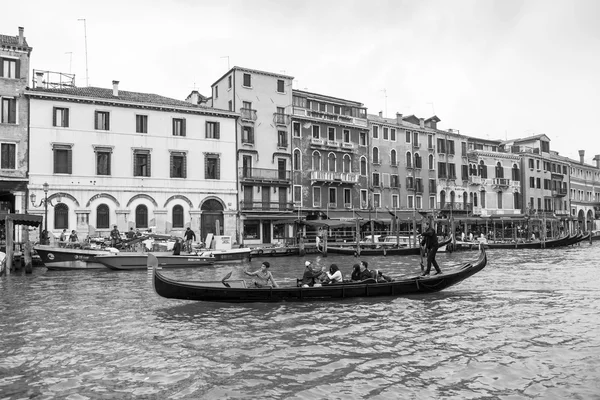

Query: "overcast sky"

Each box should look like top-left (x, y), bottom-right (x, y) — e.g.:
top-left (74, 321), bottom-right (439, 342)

top-left (5, 0), bottom-right (599, 163)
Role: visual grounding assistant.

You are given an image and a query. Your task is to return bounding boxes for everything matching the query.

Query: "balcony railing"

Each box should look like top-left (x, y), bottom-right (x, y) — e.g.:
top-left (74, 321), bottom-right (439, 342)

top-left (413, 142), bottom-right (421, 149)
top-left (273, 113), bottom-right (290, 125)
top-left (239, 201), bottom-right (294, 211)
top-left (277, 142), bottom-right (288, 150)
top-left (326, 140), bottom-right (340, 148)
top-left (492, 178), bottom-right (510, 187)
top-left (437, 202), bottom-right (473, 211)
top-left (240, 108), bottom-right (257, 121)
top-left (428, 145), bottom-right (435, 152)
top-left (552, 188), bottom-right (568, 197)
top-left (310, 137), bottom-right (324, 146)
top-left (292, 107), bottom-right (368, 127)
top-left (310, 170), bottom-right (359, 184)
top-left (341, 142), bottom-right (355, 149)
top-left (469, 176), bottom-right (486, 185)
top-left (554, 209), bottom-right (570, 216)
top-left (239, 167), bottom-right (291, 182)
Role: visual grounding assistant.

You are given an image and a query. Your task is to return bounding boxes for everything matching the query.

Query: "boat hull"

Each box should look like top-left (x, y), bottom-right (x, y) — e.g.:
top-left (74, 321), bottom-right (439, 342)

top-left (326, 237), bottom-right (452, 256)
top-left (94, 252), bottom-right (215, 270)
top-left (34, 245), bottom-right (111, 270)
top-left (154, 249), bottom-right (487, 303)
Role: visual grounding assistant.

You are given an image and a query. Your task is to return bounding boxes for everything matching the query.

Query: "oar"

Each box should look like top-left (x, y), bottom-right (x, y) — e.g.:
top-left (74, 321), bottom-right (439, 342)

top-left (221, 271), bottom-right (233, 288)
top-left (420, 245), bottom-right (425, 273)
top-left (147, 253), bottom-right (159, 270)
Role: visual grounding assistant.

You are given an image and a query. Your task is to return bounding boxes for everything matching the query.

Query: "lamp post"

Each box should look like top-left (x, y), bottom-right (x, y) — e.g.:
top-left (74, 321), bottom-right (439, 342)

top-left (30, 182), bottom-right (56, 245)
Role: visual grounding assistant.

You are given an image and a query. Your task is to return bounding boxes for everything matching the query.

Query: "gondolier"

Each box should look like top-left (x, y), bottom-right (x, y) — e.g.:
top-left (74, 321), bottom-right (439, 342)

top-left (244, 261), bottom-right (278, 288)
top-left (420, 221), bottom-right (442, 276)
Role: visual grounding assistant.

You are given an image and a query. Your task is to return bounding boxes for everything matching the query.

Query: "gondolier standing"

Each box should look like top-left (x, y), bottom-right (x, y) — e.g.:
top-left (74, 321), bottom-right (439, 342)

top-left (420, 221), bottom-right (442, 276)
top-left (110, 225), bottom-right (121, 247)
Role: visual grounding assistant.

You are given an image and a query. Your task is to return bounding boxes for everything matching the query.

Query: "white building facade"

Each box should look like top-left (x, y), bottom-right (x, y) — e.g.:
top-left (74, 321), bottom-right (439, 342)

top-left (26, 82), bottom-right (239, 241)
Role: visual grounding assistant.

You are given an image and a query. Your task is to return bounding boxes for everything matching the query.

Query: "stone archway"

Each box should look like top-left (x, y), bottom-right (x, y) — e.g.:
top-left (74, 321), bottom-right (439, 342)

top-left (586, 209), bottom-right (594, 232)
top-left (200, 199), bottom-right (224, 242)
top-left (577, 209), bottom-right (585, 232)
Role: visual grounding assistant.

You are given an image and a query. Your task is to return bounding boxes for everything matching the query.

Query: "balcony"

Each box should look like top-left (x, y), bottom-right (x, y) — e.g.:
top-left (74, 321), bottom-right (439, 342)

top-left (273, 113), bottom-right (290, 125)
top-left (413, 142), bottom-right (421, 149)
top-left (492, 178), bottom-right (510, 188)
top-left (437, 202), bottom-right (473, 212)
top-left (277, 141), bottom-right (288, 150)
top-left (341, 142), bottom-right (355, 150)
top-left (239, 201), bottom-right (294, 212)
top-left (240, 108), bottom-right (257, 121)
top-left (428, 145), bottom-right (435, 152)
top-left (292, 107), bottom-right (368, 127)
top-left (310, 137), bottom-right (324, 146)
top-left (310, 170), bottom-right (359, 184)
top-left (326, 140), bottom-right (340, 148)
top-left (468, 176), bottom-right (486, 185)
top-left (472, 206), bottom-right (482, 215)
top-left (552, 188), bottom-right (568, 197)
top-left (239, 167), bottom-right (291, 183)
top-left (554, 209), bottom-right (570, 216)
top-left (510, 180), bottom-right (520, 188)
top-left (344, 202), bottom-right (352, 208)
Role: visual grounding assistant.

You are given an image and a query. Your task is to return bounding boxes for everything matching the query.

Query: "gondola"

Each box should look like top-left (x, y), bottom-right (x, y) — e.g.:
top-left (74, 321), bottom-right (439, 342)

top-left (326, 237), bottom-right (452, 256)
top-left (152, 247), bottom-right (487, 303)
top-left (485, 234), bottom-right (571, 249)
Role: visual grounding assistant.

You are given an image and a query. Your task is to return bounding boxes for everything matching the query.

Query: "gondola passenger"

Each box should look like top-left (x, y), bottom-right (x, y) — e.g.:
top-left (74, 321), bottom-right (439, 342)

top-left (300, 261), bottom-right (323, 287)
top-left (359, 261), bottom-right (375, 281)
top-left (325, 264), bottom-right (343, 284)
top-left (244, 261), bottom-right (279, 288)
top-left (350, 263), bottom-right (361, 281)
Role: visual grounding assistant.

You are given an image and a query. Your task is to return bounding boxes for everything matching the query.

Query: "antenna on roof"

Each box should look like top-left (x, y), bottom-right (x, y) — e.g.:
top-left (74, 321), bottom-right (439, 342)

top-left (220, 56), bottom-right (230, 70)
top-left (381, 89), bottom-right (387, 117)
top-left (77, 18), bottom-right (89, 86)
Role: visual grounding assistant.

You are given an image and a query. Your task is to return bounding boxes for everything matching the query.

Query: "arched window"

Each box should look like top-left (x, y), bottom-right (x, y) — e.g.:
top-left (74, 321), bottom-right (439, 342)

top-left (406, 152), bottom-right (412, 168)
top-left (135, 204), bottom-right (148, 228)
top-left (440, 190), bottom-right (446, 208)
top-left (312, 151), bottom-right (321, 171)
top-left (512, 164), bottom-right (520, 181)
top-left (428, 154), bottom-right (434, 170)
top-left (293, 149), bottom-right (301, 170)
top-left (390, 149), bottom-right (397, 166)
top-left (172, 205), bottom-right (184, 228)
top-left (463, 191), bottom-right (468, 211)
top-left (479, 160), bottom-right (487, 178)
top-left (497, 191), bottom-right (503, 209)
top-left (496, 162), bottom-right (504, 178)
top-left (328, 153), bottom-right (336, 172)
top-left (480, 190), bottom-right (486, 208)
top-left (96, 204), bottom-right (109, 229)
top-left (54, 203), bottom-right (69, 230)
top-left (473, 192), bottom-right (478, 207)
top-left (360, 157), bottom-right (367, 176)
top-left (450, 191), bottom-right (456, 207)
top-left (372, 147), bottom-right (379, 164)
top-left (414, 153), bottom-right (422, 169)
top-left (343, 154), bottom-right (351, 173)
top-left (513, 192), bottom-right (520, 209)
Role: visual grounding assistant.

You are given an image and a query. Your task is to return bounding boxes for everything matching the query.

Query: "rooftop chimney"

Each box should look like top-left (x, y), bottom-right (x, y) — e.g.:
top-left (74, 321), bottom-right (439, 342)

top-left (378, 111), bottom-right (383, 118)
top-left (187, 90), bottom-right (199, 104)
top-left (112, 80), bottom-right (120, 96)
top-left (34, 71), bottom-right (44, 88)
top-left (579, 149), bottom-right (585, 165)
top-left (18, 27), bottom-right (24, 46)
top-left (396, 113), bottom-right (403, 125)
top-left (594, 155), bottom-right (600, 169)
top-left (419, 118), bottom-right (425, 128)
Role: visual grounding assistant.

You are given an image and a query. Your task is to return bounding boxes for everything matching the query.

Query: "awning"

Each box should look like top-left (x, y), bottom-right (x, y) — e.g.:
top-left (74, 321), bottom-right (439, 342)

top-left (241, 213), bottom-right (299, 221)
top-left (303, 220), bottom-right (358, 228)
top-left (3, 213), bottom-right (44, 227)
top-left (325, 210), bottom-right (363, 220)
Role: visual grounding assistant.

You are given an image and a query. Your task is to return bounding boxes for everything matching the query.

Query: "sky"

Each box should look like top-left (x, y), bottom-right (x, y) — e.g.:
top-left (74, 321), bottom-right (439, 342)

top-left (4, 0), bottom-right (600, 163)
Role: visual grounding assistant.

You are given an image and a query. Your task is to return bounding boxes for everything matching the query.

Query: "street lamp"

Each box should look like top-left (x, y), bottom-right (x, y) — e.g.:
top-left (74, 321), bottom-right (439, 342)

top-left (30, 183), bottom-right (61, 245)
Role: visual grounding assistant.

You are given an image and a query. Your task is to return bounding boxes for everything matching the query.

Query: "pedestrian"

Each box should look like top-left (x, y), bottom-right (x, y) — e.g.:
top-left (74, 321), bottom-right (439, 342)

top-left (59, 229), bottom-right (67, 248)
top-left (184, 227), bottom-right (196, 252)
top-left (69, 230), bottom-right (79, 246)
top-left (420, 221), bottom-right (442, 276)
top-left (110, 225), bottom-right (121, 247)
top-left (172, 238), bottom-right (182, 255)
top-left (126, 227), bottom-right (135, 240)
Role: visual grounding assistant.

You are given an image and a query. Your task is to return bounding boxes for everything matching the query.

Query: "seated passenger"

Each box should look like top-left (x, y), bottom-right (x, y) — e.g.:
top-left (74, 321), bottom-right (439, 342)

top-left (359, 261), bottom-right (375, 281)
top-left (325, 264), bottom-right (343, 284)
top-left (350, 263), bottom-right (361, 281)
top-left (376, 270), bottom-right (393, 282)
top-left (300, 260), bottom-right (323, 287)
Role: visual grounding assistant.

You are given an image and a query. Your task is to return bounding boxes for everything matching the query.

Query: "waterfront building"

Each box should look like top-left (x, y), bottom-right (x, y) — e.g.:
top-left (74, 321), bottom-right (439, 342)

top-left (210, 67), bottom-right (295, 246)
top-left (0, 27), bottom-right (31, 216)
top-left (291, 90), bottom-right (368, 238)
top-left (26, 79), bottom-right (238, 241)
top-left (565, 150), bottom-right (600, 232)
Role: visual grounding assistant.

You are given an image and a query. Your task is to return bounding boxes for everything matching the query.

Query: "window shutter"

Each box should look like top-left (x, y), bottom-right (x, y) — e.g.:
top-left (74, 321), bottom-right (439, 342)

top-left (67, 149), bottom-right (72, 174)
top-left (204, 156), bottom-right (208, 179)
top-left (182, 154), bottom-right (187, 178)
top-left (147, 153), bottom-right (151, 177)
top-left (94, 112), bottom-right (98, 130)
top-left (170, 153), bottom-right (174, 177)
top-left (0, 58), bottom-right (3, 76)
top-left (182, 119), bottom-right (186, 137)
top-left (172, 119), bottom-right (176, 135)
top-left (133, 151), bottom-right (139, 176)
top-left (52, 108), bottom-right (57, 127)
top-left (107, 153), bottom-right (111, 175)
top-left (106, 113), bottom-right (110, 130)
top-left (216, 157), bottom-right (220, 179)
top-left (216, 122), bottom-right (220, 139)
top-left (15, 59), bottom-right (20, 79)
top-left (53, 149), bottom-right (58, 173)
top-left (65, 108), bottom-right (69, 128)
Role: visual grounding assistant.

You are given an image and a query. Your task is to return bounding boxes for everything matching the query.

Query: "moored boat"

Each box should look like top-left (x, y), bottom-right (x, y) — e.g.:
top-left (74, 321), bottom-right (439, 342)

top-left (34, 245), bottom-right (117, 270)
top-left (94, 252), bottom-right (215, 270)
top-left (153, 248), bottom-right (487, 303)
top-left (327, 237), bottom-right (452, 256)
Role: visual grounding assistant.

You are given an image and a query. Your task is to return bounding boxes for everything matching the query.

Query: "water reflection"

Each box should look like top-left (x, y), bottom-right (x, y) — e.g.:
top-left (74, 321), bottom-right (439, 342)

top-left (1, 244), bottom-right (599, 398)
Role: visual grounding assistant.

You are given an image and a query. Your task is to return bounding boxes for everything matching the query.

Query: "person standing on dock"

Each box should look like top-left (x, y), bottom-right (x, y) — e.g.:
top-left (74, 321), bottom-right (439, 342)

top-left (184, 227), bottom-right (196, 253)
top-left (110, 225), bottom-right (121, 247)
top-left (420, 221), bottom-right (442, 276)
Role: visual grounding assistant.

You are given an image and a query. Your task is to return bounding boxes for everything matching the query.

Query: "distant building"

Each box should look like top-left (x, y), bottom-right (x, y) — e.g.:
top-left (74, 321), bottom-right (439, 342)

top-left (566, 150), bottom-right (600, 232)
top-left (26, 80), bottom-right (238, 240)
top-left (0, 27), bottom-right (31, 215)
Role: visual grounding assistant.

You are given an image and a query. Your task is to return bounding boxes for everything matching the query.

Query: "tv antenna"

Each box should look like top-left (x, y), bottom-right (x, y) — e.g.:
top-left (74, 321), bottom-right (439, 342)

top-left (77, 19), bottom-right (89, 86)
top-left (381, 89), bottom-right (388, 117)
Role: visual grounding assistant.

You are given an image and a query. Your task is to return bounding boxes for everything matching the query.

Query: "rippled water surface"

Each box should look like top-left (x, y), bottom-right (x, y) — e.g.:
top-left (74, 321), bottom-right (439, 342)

top-left (1, 244), bottom-right (600, 399)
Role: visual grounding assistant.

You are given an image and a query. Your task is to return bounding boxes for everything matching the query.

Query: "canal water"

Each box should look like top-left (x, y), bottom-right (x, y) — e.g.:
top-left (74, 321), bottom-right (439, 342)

top-left (1, 244), bottom-right (599, 399)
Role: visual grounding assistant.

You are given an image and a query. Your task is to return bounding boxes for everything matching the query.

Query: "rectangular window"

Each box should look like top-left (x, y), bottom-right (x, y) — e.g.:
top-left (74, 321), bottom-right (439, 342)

top-left (529, 159), bottom-right (534, 169)
top-left (437, 138), bottom-right (446, 153)
top-left (437, 162), bottom-right (447, 178)
top-left (328, 187), bottom-right (336, 207)
top-left (312, 125), bottom-right (320, 138)
top-left (214, 85), bottom-right (218, 99)
top-left (359, 132), bottom-right (366, 146)
top-left (313, 187), bottom-right (321, 208)
top-left (416, 196), bottom-right (422, 209)
top-left (53, 107), bottom-right (69, 127)
top-left (343, 129), bottom-right (350, 143)
top-left (170, 152), bottom-right (187, 178)
top-left (536, 177), bottom-right (541, 188)
top-left (344, 188), bottom-right (351, 206)
top-left (392, 194), bottom-right (399, 208)
top-left (292, 122), bottom-right (300, 137)
top-left (243, 73), bottom-right (251, 87)
top-left (136, 115), bottom-right (148, 133)
top-left (94, 111), bottom-right (110, 130)
top-left (448, 163), bottom-right (456, 179)
top-left (1, 97), bottom-right (17, 124)
top-left (373, 193), bottom-right (381, 208)
top-left (429, 179), bottom-right (436, 193)
top-left (293, 185), bottom-right (302, 205)
top-left (372, 126), bottom-right (379, 139)
top-left (390, 128), bottom-right (396, 141)
top-left (428, 135), bottom-right (434, 149)
top-left (406, 131), bottom-right (411, 143)
top-left (360, 189), bottom-right (368, 209)
top-left (429, 196), bottom-right (436, 209)
top-left (228, 100), bottom-right (233, 111)
top-left (447, 140), bottom-right (455, 155)
top-left (172, 118), bottom-right (186, 136)
top-left (242, 126), bottom-right (254, 144)
top-left (206, 121), bottom-right (220, 139)
top-left (372, 172), bottom-right (380, 187)
top-left (53, 144), bottom-right (72, 174)
top-left (407, 195), bottom-right (414, 209)
top-left (277, 130), bottom-right (287, 148)
top-left (391, 174), bottom-right (399, 188)
top-left (277, 79), bottom-right (285, 93)
top-left (461, 142), bottom-right (467, 156)
top-left (228, 75), bottom-right (232, 89)
top-left (0, 143), bottom-right (16, 169)
top-left (133, 150), bottom-right (151, 177)
top-left (328, 127), bottom-right (335, 141)
top-left (383, 127), bottom-right (389, 140)
top-left (205, 153), bottom-right (220, 179)
top-left (0, 57), bottom-right (18, 78)
top-left (461, 165), bottom-right (468, 180)
top-left (95, 149), bottom-right (111, 176)
top-left (530, 177), bottom-right (535, 188)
